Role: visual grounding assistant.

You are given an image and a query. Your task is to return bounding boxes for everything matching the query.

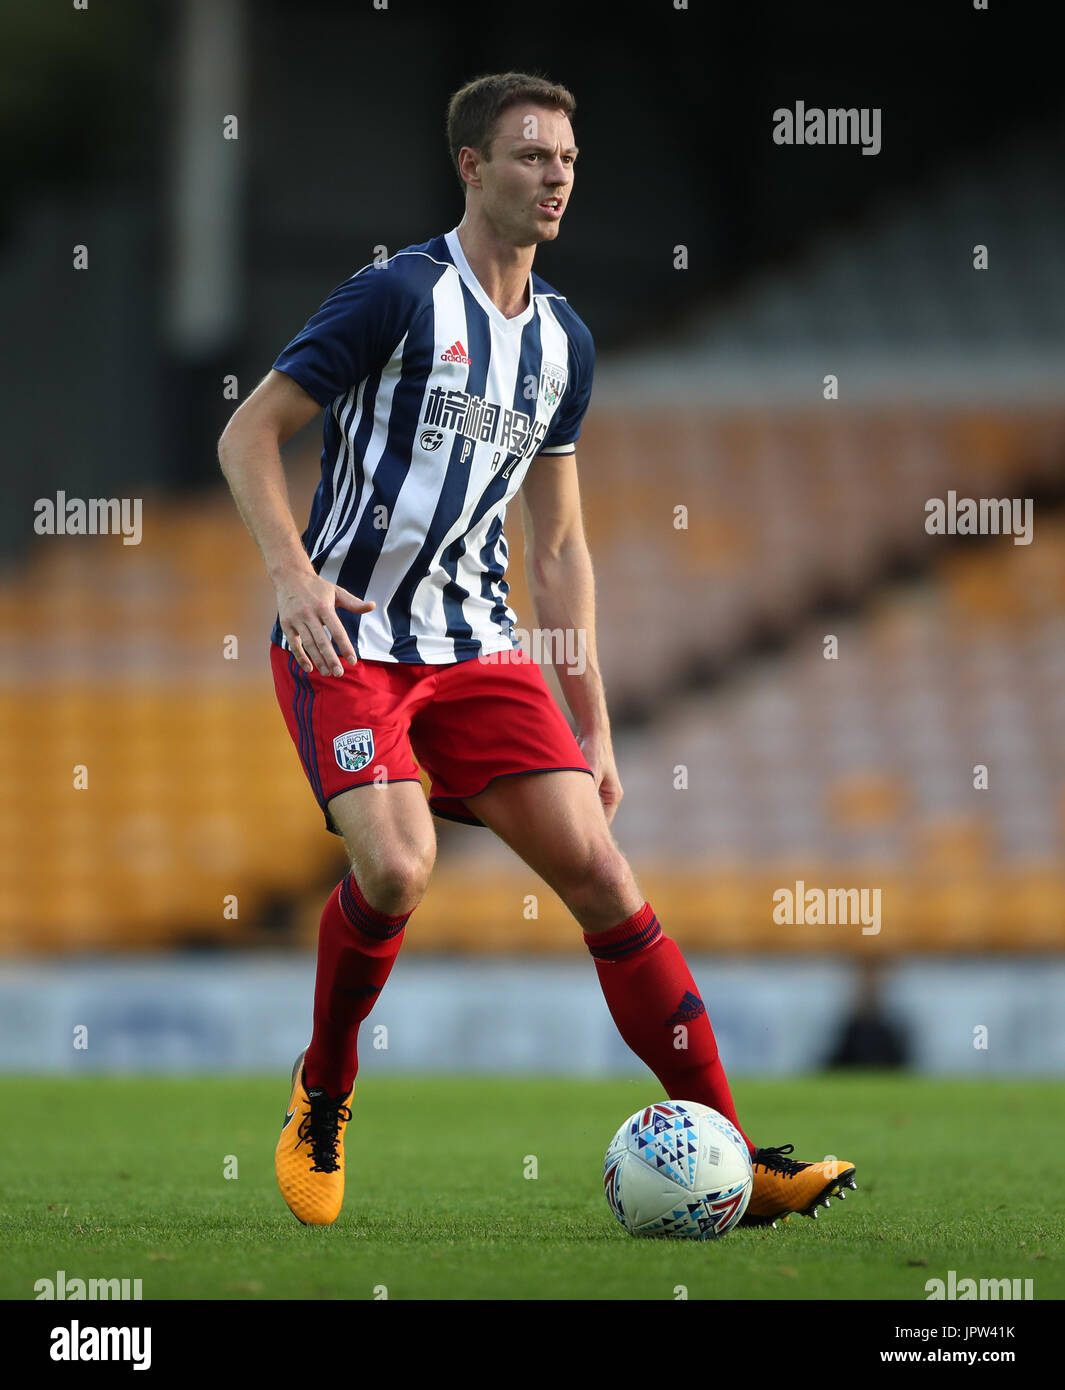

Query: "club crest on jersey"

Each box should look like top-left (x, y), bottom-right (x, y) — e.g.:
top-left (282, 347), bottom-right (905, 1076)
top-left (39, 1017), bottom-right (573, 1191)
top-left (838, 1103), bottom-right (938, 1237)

top-left (333, 728), bottom-right (375, 773)
top-left (539, 361), bottom-right (567, 408)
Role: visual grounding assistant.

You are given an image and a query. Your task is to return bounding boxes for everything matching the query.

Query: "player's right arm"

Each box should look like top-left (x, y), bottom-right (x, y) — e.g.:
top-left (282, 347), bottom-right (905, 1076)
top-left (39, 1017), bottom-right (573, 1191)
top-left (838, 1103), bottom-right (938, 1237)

top-left (217, 368), bottom-right (374, 677)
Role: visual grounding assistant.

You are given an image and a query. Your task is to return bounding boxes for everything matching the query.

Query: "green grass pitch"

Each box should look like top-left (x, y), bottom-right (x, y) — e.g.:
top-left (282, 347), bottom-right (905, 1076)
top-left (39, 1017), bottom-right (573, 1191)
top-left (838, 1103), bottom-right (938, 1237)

top-left (3, 1074), bottom-right (1062, 1300)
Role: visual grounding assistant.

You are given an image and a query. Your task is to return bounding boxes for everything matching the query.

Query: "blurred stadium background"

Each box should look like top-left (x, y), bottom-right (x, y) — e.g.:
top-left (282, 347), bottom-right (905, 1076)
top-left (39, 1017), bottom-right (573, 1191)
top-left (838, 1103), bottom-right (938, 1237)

top-left (2, 0), bottom-right (1063, 1079)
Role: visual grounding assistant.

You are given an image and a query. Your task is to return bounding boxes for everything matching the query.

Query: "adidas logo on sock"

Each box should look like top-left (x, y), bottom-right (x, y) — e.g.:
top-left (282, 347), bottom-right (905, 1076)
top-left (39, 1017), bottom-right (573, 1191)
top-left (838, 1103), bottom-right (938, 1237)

top-left (440, 340), bottom-right (472, 365)
top-left (665, 990), bottom-right (706, 1026)
top-left (336, 984), bottom-right (381, 1000)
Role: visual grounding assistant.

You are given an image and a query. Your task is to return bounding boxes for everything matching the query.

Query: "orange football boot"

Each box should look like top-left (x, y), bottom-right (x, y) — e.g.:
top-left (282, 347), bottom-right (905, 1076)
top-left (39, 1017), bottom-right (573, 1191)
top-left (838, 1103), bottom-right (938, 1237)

top-left (739, 1145), bottom-right (857, 1228)
top-left (274, 1049), bottom-right (354, 1226)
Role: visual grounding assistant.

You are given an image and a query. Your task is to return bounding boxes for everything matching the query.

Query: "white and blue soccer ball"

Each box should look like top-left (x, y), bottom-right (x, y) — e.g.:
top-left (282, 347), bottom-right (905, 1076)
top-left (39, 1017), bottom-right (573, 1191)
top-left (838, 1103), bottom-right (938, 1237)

top-left (603, 1101), bottom-right (753, 1239)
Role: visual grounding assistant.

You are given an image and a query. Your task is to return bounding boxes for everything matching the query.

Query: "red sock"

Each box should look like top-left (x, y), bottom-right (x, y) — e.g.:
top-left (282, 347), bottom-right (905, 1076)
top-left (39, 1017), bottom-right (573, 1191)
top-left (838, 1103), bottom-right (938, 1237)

top-left (585, 902), bottom-right (756, 1155)
top-left (303, 872), bottom-right (409, 1096)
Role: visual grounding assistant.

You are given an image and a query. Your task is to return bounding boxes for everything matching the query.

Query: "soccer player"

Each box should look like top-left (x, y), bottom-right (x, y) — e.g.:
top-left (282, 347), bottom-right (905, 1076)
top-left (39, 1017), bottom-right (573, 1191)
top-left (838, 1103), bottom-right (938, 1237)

top-left (218, 71), bottom-right (855, 1231)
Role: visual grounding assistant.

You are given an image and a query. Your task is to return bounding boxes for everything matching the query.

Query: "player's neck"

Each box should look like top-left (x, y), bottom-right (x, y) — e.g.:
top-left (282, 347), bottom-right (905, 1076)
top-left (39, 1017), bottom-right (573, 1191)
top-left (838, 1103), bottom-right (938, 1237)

top-left (454, 218), bottom-right (534, 320)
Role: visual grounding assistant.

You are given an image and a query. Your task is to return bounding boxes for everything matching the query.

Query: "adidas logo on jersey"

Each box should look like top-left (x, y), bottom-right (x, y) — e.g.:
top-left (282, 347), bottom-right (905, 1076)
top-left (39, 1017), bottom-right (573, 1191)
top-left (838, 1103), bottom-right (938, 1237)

top-left (440, 340), bottom-right (472, 365)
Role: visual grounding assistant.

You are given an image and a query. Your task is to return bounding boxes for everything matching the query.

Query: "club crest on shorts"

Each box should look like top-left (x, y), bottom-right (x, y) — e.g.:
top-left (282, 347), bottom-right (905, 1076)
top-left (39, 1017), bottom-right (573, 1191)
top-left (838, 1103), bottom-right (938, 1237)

top-left (539, 361), bottom-right (567, 408)
top-left (333, 728), bottom-right (374, 773)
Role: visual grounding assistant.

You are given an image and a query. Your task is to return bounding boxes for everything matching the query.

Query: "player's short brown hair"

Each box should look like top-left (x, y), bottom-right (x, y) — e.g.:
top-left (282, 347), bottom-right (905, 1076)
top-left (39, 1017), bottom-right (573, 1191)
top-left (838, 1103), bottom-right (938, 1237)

top-left (446, 72), bottom-right (576, 189)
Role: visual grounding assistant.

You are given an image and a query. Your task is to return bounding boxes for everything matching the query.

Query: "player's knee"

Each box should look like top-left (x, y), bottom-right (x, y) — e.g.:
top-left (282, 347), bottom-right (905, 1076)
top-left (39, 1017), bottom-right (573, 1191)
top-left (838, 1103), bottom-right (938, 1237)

top-left (561, 844), bottom-right (637, 923)
top-left (355, 844), bottom-right (434, 916)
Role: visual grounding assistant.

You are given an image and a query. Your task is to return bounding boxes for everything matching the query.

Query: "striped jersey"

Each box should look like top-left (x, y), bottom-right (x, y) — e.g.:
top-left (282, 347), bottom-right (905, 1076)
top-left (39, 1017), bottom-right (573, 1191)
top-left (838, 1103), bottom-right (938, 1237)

top-left (269, 227), bottom-right (594, 663)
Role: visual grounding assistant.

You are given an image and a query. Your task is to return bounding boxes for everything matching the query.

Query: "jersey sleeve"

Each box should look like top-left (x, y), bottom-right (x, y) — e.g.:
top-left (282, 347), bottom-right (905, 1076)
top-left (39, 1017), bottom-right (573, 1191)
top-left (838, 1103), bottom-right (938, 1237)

top-left (272, 263), bottom-right (416, 407)
top-left (537, 319), bottom-right (595, 457)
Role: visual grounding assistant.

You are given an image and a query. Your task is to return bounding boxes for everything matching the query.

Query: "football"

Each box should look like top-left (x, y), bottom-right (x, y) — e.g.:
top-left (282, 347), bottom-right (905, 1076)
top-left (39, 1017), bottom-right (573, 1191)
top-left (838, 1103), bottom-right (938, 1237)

top-left (603, 1100), bottom-right (753, 1238)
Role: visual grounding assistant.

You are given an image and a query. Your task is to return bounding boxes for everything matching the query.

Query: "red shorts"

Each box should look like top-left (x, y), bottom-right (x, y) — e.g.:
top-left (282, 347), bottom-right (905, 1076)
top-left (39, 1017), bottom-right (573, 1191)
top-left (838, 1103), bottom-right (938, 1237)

top-left (269, 642), bottom-right (593, 832)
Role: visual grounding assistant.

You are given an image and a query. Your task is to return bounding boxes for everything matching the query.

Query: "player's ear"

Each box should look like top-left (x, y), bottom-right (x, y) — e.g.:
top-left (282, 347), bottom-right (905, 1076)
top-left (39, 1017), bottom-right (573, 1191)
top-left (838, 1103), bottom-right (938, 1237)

top-left (458, 145), bottom-right (483, 191)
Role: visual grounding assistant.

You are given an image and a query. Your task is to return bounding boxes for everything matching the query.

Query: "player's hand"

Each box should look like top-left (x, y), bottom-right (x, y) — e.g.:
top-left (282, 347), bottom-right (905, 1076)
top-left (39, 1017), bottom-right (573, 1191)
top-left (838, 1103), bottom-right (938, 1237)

top-left (276, 572), bottom-right (375, 677)
top-left (578, 729), bottom-right (624, 825)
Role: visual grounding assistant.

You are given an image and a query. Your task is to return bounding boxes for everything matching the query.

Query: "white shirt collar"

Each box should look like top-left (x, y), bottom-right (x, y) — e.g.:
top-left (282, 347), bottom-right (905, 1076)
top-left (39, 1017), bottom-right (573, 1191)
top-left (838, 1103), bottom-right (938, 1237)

top-left (444, 227), bottom-right (535, 332)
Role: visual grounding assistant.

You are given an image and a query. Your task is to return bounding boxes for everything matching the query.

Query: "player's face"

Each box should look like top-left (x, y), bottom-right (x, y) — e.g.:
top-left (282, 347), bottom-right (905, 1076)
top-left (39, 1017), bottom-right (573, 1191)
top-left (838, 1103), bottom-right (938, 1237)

top-left (478, 105), bottom-right (577, 246)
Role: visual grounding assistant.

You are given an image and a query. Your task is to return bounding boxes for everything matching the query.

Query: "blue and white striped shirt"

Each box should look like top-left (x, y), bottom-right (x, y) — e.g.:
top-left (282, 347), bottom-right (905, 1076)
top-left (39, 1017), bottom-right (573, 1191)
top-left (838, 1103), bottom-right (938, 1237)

top-left (270, 227), bottom-right (594, 663)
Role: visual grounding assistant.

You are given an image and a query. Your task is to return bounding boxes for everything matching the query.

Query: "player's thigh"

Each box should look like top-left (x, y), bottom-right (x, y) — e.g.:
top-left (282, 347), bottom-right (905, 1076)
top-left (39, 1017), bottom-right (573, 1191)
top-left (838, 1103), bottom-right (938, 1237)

top-left (464, 769), bottom-right (642, 928)
top-left (328, 779), bottom-right (437, 910)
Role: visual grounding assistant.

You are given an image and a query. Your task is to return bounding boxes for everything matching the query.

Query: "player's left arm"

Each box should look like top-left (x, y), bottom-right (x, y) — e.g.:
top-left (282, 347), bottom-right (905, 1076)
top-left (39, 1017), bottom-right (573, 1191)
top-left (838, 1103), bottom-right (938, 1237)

top-left (520, 452), bottom-right (622, 821)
